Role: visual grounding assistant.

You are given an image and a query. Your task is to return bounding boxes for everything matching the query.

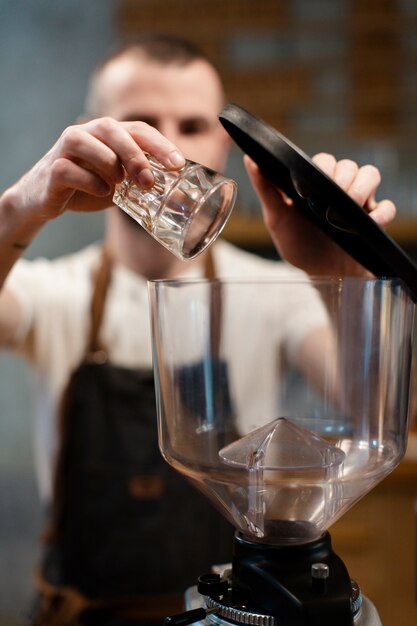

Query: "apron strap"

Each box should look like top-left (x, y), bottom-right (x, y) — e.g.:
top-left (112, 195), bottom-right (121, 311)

top-left (86, 247), bottom-right (112, 360)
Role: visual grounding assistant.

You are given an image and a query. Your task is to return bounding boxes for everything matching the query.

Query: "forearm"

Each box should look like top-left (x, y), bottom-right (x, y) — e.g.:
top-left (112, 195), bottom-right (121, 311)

top-left (0, 184), bottom-right (47, 287)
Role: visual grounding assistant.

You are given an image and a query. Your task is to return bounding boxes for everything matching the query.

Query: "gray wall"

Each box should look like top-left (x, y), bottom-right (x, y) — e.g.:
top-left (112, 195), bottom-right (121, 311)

top-left (0, 1), bottom-right (116, 622)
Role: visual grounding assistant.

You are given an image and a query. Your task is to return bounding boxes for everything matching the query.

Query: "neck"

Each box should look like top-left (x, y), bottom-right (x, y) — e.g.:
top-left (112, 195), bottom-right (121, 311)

top-left (104, 207), bottom-right (206, 280)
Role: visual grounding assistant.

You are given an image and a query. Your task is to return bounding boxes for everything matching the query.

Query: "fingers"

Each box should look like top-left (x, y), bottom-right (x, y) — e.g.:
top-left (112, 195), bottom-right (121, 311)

top-left (50, 158), bottom-right (113, 199)
top-left (366, 198), bottom-right (396, 227)
top-left (313, 154), bottom-right (363, 192)
top-left (55, 117), bottom-right (186, 191)
top-left (312, 152), bottom-right (396, 226)
top-left (123, 121), bottom-right (185, 170)
top-left (58, 126), bottom-right (125, 186)
top-left (312, 153), bottom-right (338, 177)
top-left (312, 152), bottom-right (381, 207)
top-left (346, 164), bottom-right (381, 208)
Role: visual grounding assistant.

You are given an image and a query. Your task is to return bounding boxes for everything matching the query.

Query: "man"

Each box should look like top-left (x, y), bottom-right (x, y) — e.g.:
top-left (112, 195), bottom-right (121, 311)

top-left (0, 34), bottom-right (395, 625)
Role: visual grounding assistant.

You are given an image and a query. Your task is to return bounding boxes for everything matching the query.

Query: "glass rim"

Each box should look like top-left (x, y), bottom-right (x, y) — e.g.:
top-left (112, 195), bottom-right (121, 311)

top-left (147, 275), bottom-right (409, 288)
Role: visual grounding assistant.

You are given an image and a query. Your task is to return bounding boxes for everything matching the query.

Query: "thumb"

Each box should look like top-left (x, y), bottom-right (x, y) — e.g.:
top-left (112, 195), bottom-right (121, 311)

top-left (243, 154), bottom-right (292, 219)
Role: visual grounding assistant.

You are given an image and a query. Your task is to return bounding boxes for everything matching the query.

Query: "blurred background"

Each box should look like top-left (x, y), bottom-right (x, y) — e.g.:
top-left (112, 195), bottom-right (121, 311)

top-left (1, 1), bottom-right (417, 624)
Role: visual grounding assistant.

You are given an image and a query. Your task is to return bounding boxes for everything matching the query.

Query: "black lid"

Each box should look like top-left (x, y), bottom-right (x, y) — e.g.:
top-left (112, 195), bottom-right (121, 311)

top-left (219, 103), bottom-right (417, 301)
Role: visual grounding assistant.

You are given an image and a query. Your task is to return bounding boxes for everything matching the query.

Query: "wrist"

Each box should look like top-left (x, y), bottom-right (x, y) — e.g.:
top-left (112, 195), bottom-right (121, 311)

top-left (0, 185), bottom-right (48, 245)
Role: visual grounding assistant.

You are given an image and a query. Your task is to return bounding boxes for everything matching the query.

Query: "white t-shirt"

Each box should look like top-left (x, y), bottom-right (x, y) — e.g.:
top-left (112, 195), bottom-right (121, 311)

top-left (5, 239), bottom-right (328, 500)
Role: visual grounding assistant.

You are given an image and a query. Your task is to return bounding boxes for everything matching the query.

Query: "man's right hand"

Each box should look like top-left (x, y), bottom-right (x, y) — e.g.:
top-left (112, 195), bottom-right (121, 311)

top-left (2, 117), bottom-right (186, 223)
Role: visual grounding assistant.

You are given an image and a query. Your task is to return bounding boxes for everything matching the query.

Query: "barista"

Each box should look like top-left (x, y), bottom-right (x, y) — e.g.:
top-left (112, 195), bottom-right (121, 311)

top-left (0, 34), bottom-right (395, 625)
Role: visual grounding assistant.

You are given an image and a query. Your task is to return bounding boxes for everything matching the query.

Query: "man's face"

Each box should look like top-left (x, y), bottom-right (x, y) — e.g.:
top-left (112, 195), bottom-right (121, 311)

top-left (91, 55), bottom-right (231, 172)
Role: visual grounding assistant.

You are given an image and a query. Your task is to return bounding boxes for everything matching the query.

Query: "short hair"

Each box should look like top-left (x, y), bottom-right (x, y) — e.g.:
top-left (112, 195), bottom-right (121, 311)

top-left (96, 33), bottom-right (213, 70)
top-left (85, 33), bottom-right (220, 116)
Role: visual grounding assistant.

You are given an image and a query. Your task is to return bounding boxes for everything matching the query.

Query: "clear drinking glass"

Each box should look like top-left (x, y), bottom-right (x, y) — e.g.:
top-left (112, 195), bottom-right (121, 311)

top-left (113, 155), bottom-right (237, 260)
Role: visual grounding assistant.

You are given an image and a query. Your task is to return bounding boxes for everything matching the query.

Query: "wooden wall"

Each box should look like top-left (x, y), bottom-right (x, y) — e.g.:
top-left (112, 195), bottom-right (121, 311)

top-left (116, 0), bottom-right (417, 248)
top-left (117, 0), bottom-right (417, 139)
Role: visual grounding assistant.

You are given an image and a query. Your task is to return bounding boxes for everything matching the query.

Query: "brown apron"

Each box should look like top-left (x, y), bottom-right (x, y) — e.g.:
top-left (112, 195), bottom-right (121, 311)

top-left (32, 249), bottom-right (235, 626)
